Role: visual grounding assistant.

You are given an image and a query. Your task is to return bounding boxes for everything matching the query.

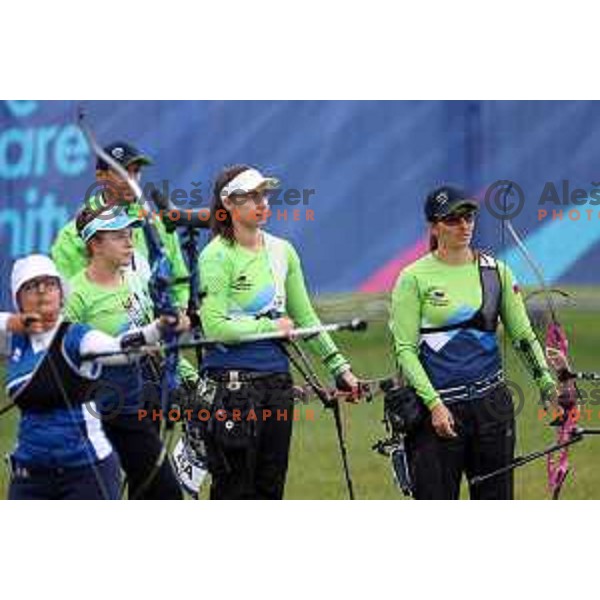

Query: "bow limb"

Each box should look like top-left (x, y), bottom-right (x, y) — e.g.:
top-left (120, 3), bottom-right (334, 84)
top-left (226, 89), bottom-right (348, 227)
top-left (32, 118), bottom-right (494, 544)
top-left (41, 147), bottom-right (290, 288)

top-left (504, 218), bottom-right (579, 499)
top-left (78, 111), bottom-right (181, 498)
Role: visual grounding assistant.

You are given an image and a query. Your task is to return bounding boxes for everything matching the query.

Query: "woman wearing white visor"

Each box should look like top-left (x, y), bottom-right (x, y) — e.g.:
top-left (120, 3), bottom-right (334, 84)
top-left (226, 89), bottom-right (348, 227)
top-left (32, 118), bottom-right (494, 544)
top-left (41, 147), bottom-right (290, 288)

top-left (0, 254), bottom-right (175, 500)
top-left (199, 165), bottom-right (360, 499)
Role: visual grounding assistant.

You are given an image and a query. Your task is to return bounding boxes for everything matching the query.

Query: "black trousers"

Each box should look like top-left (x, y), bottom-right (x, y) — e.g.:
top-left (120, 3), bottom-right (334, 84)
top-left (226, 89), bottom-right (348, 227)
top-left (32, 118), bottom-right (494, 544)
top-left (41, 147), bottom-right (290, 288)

top-left (405, 384), bottom-right (515, 500)
top-left (204, 373), bottom-right (294, 500)
top-left (102, 414), bottom-right (182, 500)
top-left (8, 453), bottom-right (121, 500)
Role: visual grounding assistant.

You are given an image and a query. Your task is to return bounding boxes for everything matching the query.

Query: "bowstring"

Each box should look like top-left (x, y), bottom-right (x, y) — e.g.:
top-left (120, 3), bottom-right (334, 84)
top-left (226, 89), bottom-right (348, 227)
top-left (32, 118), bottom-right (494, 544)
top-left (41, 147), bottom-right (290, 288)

top-left (120, 257), bottom-right (179, 499)
top-left (28, 323), bottom-right (112, 500)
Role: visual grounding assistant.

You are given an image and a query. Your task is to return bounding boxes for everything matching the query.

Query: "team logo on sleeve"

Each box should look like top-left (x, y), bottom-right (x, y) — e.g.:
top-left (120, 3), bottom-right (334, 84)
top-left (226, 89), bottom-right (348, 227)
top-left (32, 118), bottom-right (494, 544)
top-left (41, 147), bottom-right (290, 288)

top-left (424, 286), bottom-right (450, 307)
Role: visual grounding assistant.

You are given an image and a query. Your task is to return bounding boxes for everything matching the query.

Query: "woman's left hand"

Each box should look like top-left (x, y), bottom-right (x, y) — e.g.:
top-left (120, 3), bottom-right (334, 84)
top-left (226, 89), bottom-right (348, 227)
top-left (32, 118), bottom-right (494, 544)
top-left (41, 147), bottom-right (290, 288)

top-left (546, 347), bottom-right (569, 374)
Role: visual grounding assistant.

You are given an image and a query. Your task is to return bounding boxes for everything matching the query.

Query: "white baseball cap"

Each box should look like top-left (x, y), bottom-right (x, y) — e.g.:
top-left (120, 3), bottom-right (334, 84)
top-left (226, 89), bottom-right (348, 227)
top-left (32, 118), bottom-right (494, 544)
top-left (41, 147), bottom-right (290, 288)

top-left (11, 254), bottom-right (65, 309)
top-left (220, 168), bottom-right (279, 198)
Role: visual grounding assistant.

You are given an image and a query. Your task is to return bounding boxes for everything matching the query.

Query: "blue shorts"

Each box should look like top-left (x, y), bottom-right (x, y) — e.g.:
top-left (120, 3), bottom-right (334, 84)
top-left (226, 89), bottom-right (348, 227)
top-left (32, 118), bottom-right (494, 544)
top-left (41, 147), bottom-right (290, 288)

top-left (7, 453), bottom-right (121, 500)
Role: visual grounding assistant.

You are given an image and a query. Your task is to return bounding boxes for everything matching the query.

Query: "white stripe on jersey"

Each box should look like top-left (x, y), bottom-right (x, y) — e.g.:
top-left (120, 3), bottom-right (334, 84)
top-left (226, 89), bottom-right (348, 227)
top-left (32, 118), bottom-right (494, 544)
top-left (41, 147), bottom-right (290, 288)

top-left (82, 402), bottom-right (112, 461)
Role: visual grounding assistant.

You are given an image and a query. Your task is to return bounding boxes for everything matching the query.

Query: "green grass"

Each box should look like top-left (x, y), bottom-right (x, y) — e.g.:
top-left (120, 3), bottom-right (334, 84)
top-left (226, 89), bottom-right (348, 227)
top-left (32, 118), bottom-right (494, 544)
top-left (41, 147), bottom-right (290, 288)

top-left (285, 308), bottom-right (600, 500)
top-left (1, 291), bottom-right (600, 499)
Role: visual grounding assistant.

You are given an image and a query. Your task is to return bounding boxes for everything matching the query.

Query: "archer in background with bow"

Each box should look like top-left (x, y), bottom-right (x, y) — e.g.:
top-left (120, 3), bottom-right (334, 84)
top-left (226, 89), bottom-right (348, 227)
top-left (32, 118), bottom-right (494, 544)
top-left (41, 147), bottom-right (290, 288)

top-left (0, 255), bottom-right (178, 500)
top-left (388, 186), bottom-right (566, 500)
top-left (63, 209), bottom-right (188, 499)
top-left (197, 164), bottom-right (362, 500)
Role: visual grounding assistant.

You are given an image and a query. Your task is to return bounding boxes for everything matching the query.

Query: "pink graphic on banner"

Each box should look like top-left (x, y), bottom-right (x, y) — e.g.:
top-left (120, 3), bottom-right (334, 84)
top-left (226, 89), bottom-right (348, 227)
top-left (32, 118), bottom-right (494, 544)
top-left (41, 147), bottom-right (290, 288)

top-left (359, 238), bottom-right (428, 293)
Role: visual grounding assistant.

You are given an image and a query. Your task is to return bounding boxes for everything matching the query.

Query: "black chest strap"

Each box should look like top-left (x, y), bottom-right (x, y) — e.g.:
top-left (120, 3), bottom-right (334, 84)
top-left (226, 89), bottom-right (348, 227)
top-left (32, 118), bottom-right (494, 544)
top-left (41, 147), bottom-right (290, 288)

top-left (420, 252), bottom-right (502, 335)
top-left (11, 322), bottom-right (95, 412)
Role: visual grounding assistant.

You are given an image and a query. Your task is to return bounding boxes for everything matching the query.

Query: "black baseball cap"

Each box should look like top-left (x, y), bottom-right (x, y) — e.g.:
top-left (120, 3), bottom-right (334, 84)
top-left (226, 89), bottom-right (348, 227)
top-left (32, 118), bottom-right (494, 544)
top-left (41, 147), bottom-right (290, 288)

top-left (96, 141), bottom-right (153, 171)
top-left (424, 186), bottom-right (478, 222)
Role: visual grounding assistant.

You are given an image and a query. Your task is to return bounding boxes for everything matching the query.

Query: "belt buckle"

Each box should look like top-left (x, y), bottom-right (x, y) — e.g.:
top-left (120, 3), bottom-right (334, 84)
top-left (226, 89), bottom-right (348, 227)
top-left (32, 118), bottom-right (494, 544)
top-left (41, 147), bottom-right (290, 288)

top-left (227, 371), bottom-right (242, 391)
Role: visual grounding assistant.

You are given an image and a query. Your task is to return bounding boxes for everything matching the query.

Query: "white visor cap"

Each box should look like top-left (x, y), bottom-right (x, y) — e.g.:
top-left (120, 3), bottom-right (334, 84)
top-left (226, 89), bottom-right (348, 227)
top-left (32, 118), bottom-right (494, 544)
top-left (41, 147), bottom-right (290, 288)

top-left (220, 168), bottom-right (279, 198)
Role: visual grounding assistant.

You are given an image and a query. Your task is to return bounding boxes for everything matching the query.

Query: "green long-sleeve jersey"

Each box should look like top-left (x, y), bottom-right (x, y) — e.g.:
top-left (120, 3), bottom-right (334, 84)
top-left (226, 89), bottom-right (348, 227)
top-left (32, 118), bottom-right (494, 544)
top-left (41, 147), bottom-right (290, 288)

top-left (199, 233), bottom-right (349, 376)
top-left (389, 252), bottom-right (556, 410)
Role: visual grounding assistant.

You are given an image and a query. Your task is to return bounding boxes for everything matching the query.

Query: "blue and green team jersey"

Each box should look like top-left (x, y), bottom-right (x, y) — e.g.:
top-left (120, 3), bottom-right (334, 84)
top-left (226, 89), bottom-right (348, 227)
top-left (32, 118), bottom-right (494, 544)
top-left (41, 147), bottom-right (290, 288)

top-left (7, 323), bottom-right (112, 468)
top-left (199, 233), bottom-right (349, 376)
top-left (389, 252), bottom-right (556, 410)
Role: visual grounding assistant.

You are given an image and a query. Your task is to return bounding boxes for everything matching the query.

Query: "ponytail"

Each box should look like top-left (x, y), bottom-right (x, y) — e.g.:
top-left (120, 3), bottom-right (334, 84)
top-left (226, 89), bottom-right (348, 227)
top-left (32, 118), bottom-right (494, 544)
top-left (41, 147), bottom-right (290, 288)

top-left (429, 229), bottom-right (438, 251)
top-left (210, 164), bottom-right (251, 243)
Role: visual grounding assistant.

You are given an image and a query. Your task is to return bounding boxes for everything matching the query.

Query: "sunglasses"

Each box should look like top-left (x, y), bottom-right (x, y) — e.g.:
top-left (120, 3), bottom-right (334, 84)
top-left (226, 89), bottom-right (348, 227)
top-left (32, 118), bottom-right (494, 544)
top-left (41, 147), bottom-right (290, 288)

top-left (230, 190), bottom-right (271, 206)
top-left (438, 212), bottom-right (476, 226)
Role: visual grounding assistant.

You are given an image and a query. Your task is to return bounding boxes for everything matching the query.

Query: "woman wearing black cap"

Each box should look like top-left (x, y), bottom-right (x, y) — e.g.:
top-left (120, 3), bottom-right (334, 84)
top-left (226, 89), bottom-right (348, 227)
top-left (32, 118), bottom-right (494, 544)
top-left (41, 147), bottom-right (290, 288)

top-left (388, 185), bottom-right (559, 499)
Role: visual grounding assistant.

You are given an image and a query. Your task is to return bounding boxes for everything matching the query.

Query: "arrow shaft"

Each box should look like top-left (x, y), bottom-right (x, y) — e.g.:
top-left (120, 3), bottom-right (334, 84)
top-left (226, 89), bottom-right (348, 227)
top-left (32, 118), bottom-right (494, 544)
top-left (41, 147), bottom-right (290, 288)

top-left (81, 319), bottom-right (367, 361)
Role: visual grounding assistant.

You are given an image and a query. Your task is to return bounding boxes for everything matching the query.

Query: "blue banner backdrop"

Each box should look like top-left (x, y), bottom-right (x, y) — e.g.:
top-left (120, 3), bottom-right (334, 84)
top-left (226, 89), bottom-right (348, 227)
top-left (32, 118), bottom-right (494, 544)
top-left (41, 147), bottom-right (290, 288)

top-left (2, 100), bottom-right (600, 308)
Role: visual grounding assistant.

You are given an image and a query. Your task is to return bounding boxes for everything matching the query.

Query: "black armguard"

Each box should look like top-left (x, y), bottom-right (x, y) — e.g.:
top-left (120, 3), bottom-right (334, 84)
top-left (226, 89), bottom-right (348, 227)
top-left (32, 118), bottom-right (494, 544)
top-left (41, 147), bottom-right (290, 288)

top-left (120, 330), bottom-right (146, 352)
top-left (515, 339), bottom-right (543, 380)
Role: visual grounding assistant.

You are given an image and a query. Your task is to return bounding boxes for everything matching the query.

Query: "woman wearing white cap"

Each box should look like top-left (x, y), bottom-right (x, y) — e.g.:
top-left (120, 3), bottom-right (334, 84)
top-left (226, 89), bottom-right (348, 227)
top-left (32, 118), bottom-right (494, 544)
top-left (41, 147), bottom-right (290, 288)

top-left (0, 254), bottom-right (175, 500)
top-left (198, 164), bottom-right (360, 499)
top-left (64, 207), bottom-right (186, 499)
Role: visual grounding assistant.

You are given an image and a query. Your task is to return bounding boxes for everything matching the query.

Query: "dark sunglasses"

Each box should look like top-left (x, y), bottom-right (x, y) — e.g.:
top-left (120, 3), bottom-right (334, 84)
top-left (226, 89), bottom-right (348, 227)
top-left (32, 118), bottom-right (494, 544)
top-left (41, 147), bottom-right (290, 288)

top-left (229, 190), bottom-right (271, 206)
top-left (439, 212), bottom-right (476, 226)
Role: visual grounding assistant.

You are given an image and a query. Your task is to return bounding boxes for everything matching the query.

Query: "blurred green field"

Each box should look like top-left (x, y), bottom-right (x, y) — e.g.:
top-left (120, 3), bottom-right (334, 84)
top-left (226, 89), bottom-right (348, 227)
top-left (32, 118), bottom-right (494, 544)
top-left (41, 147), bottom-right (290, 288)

top-left (1, 290), bottom-right (599, 500)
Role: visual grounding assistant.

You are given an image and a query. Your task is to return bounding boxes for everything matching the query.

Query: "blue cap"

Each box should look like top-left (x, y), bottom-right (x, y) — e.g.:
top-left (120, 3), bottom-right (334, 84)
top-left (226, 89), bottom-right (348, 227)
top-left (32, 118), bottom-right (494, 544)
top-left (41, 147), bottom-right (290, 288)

top-left (79, 212), bottom-right (142, 243)
top-left (96, 141), bottom-right (153, 172)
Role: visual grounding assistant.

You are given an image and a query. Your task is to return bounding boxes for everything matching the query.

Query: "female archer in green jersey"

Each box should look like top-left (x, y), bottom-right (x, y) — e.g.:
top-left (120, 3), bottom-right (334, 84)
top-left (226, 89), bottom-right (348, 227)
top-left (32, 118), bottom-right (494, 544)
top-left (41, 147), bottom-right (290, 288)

top-left (64, 208), bottom-right (187, 499)
top-left (389, 185), bottom-right (560, 500)
top-left (198, 164), bottom-right (360, 500)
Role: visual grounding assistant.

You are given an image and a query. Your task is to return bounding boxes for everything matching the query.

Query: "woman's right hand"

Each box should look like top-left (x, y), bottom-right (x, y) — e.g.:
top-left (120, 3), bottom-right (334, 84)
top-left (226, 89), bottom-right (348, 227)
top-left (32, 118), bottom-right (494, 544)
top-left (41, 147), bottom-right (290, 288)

top-left (431, 402), bottom-right (457, 438)
top-left (276, 317), bottom-right (295, 338)
top-left (7, 313), bottom-right (43, 334)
